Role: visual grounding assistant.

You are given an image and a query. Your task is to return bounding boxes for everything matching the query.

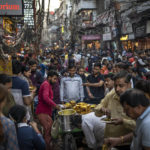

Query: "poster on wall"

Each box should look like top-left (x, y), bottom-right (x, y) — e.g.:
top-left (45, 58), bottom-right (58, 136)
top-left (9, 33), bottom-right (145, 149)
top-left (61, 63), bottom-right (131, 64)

top-left (0, 0), bottom-right (23, 16)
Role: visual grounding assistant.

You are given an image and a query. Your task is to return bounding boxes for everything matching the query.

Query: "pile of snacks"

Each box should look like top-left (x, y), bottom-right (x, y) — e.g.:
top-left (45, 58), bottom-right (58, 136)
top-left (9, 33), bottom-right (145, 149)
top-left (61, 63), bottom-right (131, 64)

top-left (63, 101), bottom-right (96, 115)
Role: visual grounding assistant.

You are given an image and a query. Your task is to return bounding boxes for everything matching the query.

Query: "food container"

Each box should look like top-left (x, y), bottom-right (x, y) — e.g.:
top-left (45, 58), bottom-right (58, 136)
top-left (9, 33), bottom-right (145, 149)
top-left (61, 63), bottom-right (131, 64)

top-left (58, 109), bottom-right (76, 132)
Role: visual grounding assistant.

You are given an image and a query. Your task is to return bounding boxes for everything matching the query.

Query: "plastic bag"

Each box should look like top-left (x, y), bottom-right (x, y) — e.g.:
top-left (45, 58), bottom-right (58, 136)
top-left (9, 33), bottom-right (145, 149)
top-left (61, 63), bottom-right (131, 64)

top-left (51, 117), bottom-right (60, 139)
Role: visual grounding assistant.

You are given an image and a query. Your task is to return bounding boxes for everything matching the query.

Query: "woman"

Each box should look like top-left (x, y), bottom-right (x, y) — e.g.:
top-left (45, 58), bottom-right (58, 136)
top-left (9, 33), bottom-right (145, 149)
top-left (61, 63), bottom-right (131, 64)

top-left (21, 66), bottom-right (36, 120)
top-left (9, 105), bottom-right (45, 150)
top-left (21, 66), bottom-right (32, 87)
top-left (0, 84), bottom-right (19, 150)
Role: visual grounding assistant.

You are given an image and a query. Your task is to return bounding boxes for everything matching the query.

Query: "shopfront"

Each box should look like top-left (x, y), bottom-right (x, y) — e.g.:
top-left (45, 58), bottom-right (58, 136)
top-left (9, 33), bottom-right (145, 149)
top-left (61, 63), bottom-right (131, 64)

top-left (82, 34), bottom-right (101, 50)
top-left (121, 34), bottom-right (136, 51)
top-left (132, 20), bottom-right (150, 50)
top-left (121, 20), bottom-right (150, 51)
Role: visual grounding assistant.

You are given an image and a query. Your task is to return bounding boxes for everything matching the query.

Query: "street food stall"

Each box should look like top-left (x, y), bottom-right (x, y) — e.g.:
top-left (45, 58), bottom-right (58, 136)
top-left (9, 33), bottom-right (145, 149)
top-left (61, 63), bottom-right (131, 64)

top-left (52, 101), bottom-right (96, 150)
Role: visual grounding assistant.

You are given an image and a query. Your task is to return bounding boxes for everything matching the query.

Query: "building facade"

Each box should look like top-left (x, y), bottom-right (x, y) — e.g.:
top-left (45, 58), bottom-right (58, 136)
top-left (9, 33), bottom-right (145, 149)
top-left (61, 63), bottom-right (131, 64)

top-left (50, 0), bottom-right (150, 51)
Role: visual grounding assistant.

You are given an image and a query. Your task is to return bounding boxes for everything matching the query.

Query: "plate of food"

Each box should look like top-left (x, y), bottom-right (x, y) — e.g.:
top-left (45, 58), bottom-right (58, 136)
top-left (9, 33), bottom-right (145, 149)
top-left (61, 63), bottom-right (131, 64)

top-left (101, 117), bottom-right (113, 124)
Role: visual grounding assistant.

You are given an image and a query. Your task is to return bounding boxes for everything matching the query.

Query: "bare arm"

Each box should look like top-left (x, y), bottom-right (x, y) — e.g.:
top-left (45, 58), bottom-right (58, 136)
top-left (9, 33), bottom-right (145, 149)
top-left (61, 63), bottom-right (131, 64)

top-left (86, 86), bottom-right (94, 98)
top-left (104, 132), bottom-right (133, 148)
top-left (23, 96), bottom-right (32, 106)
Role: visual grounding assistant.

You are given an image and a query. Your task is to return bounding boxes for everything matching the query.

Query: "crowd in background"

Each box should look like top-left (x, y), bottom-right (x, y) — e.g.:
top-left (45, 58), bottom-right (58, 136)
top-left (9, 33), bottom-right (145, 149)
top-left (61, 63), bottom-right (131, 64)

top-left (0, 47), bottom-right (150, 150)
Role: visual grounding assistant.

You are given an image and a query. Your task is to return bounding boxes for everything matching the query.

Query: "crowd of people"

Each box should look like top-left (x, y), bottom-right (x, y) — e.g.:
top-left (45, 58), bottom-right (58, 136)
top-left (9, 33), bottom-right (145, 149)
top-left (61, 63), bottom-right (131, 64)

top-left (0, 47), bottom-right (150, 150)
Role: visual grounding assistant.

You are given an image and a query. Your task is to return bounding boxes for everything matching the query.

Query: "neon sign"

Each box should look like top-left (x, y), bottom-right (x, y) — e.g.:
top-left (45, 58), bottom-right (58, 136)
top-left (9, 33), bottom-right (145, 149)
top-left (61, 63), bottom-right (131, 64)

top-left (0, 0), bottom-right (23, 16)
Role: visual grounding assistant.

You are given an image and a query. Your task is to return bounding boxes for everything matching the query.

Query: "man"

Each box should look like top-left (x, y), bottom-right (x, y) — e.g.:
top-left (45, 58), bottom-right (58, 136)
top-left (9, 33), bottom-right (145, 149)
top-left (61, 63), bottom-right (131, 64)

top-left (0, 74), bottom-right (15, 116)
top-left (83, 63), bottom-right (104, 104)
top-left (105, 89), bottom-right (150, 150)
top-left (121, 89), bottom-right (150, 150)
top-left (82, 73), bottom-right (114, 149)
top-left (28, 59), bottom-right (44, 92)
top-left (77, 67), bottom-right (88, 100)
top-left (104, 73), bottom-right (114, 95)
top-left (36, 71), bottom-right (60, 150)
top-left (94, 71), bottom-right (136, 150)
top-left (28, 59), bottom-right (44, 111)
top-left (60, 65), bottom-right (84, 103)
top-left (11, 60), bottom-right (32, 120)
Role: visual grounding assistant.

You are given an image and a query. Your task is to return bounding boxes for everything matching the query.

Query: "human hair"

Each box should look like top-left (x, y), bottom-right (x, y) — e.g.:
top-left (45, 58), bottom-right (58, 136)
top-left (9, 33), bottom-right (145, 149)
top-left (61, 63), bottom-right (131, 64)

top-left (68, 64), bottom-right (76, 70)
top-left (0, 84), bottom-right (9, 143)
top-left (94, 63), bottom-right (101, 69)
top-left (12, 60), bottom-right (22, 74)
top-left (77, 67), bottom-right (85, 72)
top-left (47, 71), bottom-right (58, 77)
top-left (0, 74), bottom-right (12, 85)
top-left (120, 88), bottom-right (150, 107)
top-left (135, 80), bottom-right (150, 95)
top-left (61, 69), bottom-right (68, 76)
top-left (28, 59), bottom-right (37, 66)
top-left (21, 66), bottom-right (30, 74)
top-left (113, 70), bottom-right (132, 83)
top-left (104, 73), bottom-right (114, 80)
top-left (9, 105), bottom-right (27, 124)
top-left (115, 62), bottom-right (128, 70)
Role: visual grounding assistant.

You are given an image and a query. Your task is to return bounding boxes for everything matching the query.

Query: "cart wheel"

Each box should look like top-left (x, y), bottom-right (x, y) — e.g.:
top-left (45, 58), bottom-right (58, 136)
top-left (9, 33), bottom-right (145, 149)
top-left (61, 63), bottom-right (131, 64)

top-left (64, 133), bottom-right (77, 150)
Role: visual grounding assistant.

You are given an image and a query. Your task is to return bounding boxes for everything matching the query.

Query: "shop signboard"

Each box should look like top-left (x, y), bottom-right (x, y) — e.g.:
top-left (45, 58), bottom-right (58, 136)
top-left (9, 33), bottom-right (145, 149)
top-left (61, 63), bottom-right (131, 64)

top-left (146, 20), bottom-right (150, 34)
top-left (120, 35), bottom-right (128, 41)
top-left (103, 33), bottom-right (112, 41)
top-left (122, 22), bottom-right (133, 34)
top-left (134, 24), bottom-right (146, 38)
top-left (24, 0), bottom-right (34, 28)
top-left (82, 35), bottom-right (101, 41)
top-left (128, 33), bottom-right (135, 40)
top-left (0, 0), bottom-right (23, 16)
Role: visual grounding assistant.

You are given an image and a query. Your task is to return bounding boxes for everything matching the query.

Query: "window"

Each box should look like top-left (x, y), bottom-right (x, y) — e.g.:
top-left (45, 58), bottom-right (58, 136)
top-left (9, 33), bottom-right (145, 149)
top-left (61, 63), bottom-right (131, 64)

top-left (104, 0), bottom-right (110, 10)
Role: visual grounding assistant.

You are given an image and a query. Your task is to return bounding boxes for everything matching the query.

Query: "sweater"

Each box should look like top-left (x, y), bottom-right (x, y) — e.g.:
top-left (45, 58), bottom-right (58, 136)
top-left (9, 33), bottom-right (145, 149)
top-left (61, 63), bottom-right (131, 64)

top-left (36, 80), bottom-right (56, 116)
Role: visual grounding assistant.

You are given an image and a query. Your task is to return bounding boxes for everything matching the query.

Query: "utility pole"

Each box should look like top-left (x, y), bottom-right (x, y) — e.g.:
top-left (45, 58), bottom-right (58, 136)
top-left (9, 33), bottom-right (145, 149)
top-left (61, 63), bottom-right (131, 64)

top-left (111, 0), bottom-right (123, 51)
top-left (47, 0), bottom-right (51, 24)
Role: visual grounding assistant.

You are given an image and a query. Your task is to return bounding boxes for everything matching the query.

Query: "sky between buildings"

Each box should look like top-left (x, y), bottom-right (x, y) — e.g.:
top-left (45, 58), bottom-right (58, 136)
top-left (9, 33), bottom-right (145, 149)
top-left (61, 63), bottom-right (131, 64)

top-left (45, 0), bottom-right (60, 11)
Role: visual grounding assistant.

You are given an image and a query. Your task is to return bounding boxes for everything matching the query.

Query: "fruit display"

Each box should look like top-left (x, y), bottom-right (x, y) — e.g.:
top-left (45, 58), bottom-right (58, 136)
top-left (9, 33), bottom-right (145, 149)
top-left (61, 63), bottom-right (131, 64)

top-left (63, 101), bottom-right (97, 115)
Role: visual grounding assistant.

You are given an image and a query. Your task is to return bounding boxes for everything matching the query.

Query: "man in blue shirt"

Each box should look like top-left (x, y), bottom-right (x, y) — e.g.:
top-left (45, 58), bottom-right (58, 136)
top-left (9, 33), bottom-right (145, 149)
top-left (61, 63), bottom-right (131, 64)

top-left (120, 89), bottom-right (150, 150)
top-left (11, 60), bottom-right (32, 120)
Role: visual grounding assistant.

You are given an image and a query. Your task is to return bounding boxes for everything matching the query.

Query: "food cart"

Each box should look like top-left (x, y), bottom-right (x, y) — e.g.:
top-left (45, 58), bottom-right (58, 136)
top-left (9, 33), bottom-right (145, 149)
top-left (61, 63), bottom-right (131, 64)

top-left (52, 101), bottom-right (96, 150)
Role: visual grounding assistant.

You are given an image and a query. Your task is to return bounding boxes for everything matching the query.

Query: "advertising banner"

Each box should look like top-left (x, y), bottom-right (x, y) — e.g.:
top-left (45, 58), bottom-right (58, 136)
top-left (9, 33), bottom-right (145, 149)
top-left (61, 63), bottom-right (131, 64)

top-left (82, 35), bottom-right (101, 41)
top-left (0, 0), bottom-right (23, 16)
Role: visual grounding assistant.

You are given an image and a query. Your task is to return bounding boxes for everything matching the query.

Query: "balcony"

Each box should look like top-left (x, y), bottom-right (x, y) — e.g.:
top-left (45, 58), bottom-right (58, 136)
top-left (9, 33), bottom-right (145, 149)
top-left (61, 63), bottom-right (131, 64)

top-left (76, 0), bottom-right (96, 14)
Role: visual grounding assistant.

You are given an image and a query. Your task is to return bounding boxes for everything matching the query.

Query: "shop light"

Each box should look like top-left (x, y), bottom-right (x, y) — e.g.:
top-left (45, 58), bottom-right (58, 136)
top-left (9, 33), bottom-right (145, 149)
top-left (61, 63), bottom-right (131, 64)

top-left (120, 35), bottom-right (128, 41)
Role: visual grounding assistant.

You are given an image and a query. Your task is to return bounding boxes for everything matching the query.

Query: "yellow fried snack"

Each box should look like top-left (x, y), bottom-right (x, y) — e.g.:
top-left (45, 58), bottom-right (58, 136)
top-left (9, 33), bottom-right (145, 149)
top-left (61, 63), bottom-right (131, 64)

top-left (64, 103), bottom-right (72, 108)
top-left (70, 100), bottom-right (76, 106)
top-left (90, 104), bottom-right (96, 109)
top-left (73, 102), bottom-right (92, 114)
